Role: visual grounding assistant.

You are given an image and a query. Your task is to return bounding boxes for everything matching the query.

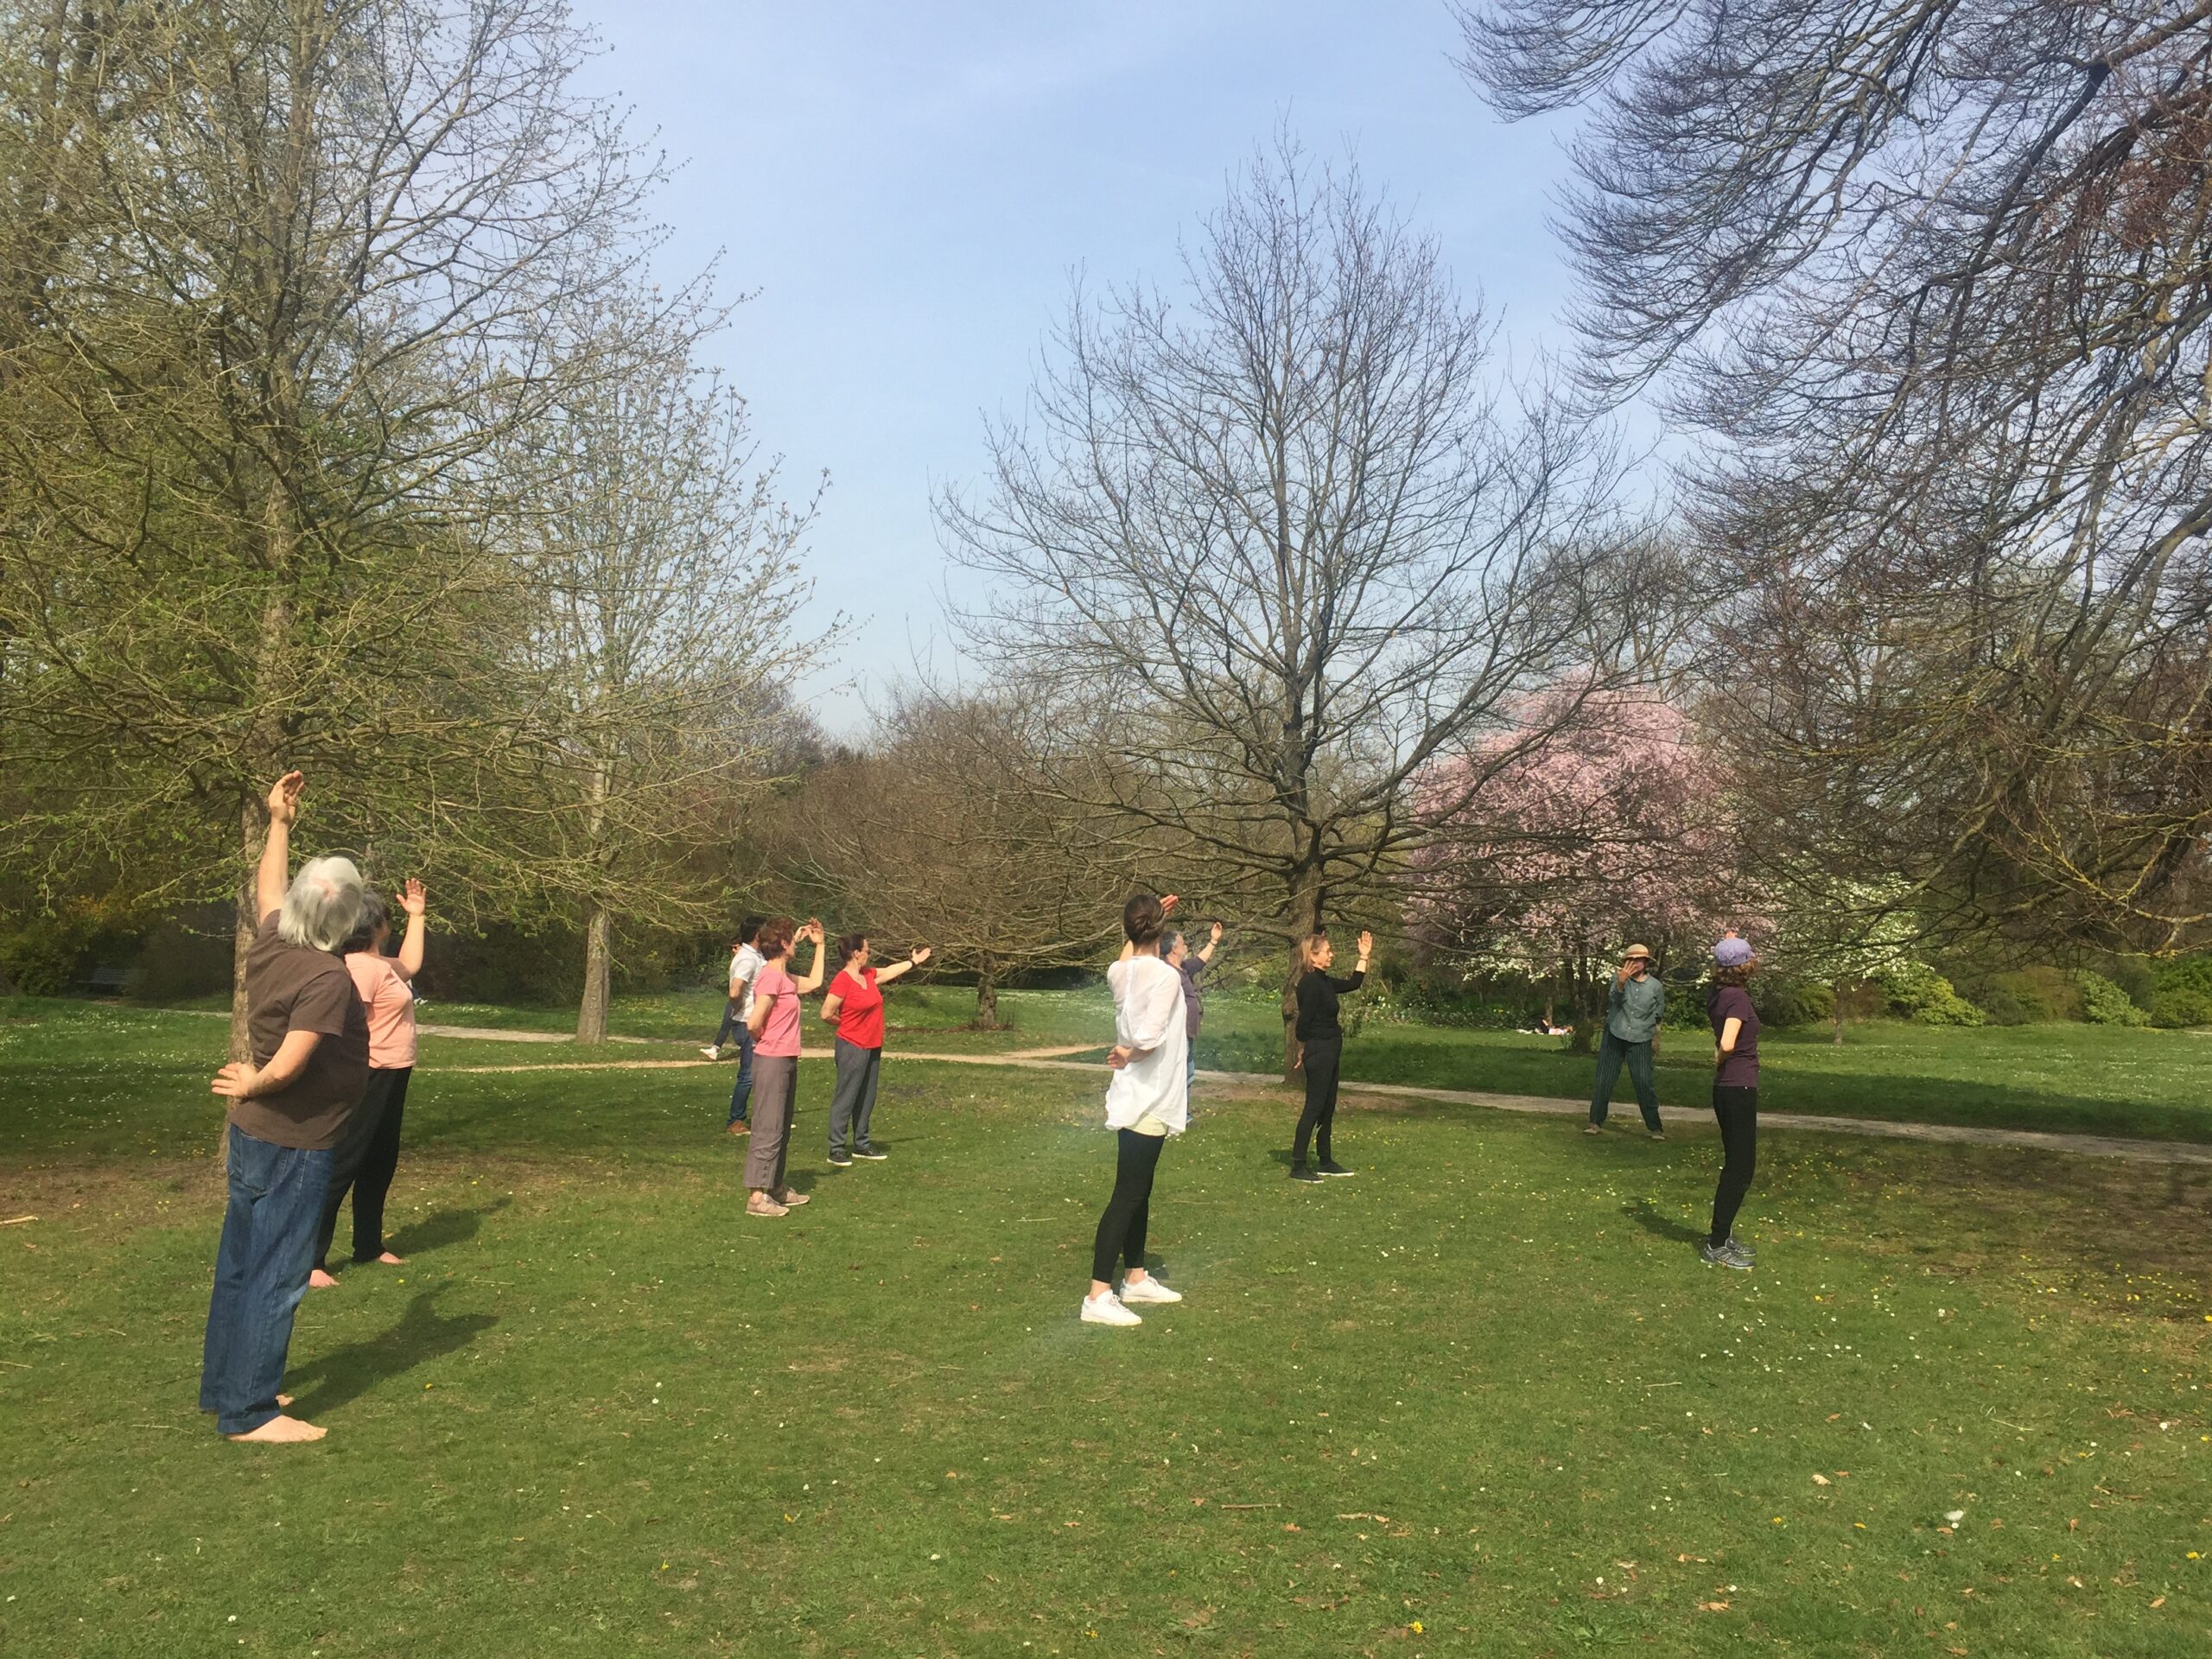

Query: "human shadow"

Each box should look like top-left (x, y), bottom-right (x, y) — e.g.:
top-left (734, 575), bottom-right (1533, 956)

top-left (382, 1197), bottom-right (510, 1260)
top-left (286, 1289), bottom-right (497, 1419)
top-left (1623, 1198), bottom-right (1704, 1245)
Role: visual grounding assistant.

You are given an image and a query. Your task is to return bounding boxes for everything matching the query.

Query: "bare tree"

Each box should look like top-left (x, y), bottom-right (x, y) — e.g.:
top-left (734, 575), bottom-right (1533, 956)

top-left (0, 0), bottom-right (663, 1053)
top-left (467, 291), bottom-right (824, 1042)
top-left (1459, 0), bottom-right (2212, 953)
top-left (791, 690), bottom-right (1136, 1027)
top-left (939, 137), bottom-right (1661, 1071)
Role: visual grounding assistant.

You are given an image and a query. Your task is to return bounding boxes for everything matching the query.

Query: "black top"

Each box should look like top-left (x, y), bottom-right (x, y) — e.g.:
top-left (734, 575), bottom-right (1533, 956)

top-left (1294, 968), bottom-right (1364, 1042)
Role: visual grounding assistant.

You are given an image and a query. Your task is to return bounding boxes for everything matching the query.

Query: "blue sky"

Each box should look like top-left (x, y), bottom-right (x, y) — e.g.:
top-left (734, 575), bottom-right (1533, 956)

top-left (566, 1), bottom-right (1585, 731)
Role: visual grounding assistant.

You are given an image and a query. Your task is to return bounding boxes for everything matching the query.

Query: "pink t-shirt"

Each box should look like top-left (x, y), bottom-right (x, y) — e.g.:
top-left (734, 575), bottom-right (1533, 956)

top-left (345, 951), bottom-right (418, 1069)
top-left (752, 961), bottom-right (803, 1058)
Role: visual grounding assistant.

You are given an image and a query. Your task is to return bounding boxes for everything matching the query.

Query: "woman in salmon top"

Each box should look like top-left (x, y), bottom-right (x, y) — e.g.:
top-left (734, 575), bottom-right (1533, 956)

top-left (743, 916), bottom-right (828, 1218)
top-left (819, 932), bottom-right (931, 1167)
top-left (312, 878), bottom-right (427, 1286)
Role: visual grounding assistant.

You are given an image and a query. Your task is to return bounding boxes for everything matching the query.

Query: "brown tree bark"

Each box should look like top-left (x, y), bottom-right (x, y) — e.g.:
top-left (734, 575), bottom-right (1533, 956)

top-left (576, 904), bottom-right (612, 1044)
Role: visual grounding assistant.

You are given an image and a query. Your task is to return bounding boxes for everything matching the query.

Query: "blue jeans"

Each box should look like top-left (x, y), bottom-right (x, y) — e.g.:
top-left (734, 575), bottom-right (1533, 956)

top-left (725, 1028), bottom-right (755, 1125)
top-left (1589, 1031), bottom-right (1662, 1130)
top-left (200, 1124), bottom-right (334, 1435)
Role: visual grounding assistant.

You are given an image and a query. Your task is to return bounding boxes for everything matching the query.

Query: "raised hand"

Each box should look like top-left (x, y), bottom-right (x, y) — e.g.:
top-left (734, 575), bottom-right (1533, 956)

top-left (399, 878), bottom-right (427, 918)
top-left (265, 772), bottom-right (304, 826)
top-left (910, 945), bottom-right (932, 965)
top-left (1356, 930), bottom-right (1374, 959)
top-left (1160, 893), bottom-right (1180, 912)
top-left (1208, 920), bottom-right (1224, 944)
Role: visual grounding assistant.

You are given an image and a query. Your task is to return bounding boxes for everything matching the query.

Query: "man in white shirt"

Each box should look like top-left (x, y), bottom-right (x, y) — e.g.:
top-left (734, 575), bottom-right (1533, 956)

top-left (703, 918), bottom-right (766, 1133)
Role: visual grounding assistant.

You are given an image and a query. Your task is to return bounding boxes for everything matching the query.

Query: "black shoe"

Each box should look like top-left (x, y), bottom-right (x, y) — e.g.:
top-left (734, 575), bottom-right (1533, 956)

top-left (827, 1153), bottom-right (853, 1169)
top-left (1315, 1160), bottom-right (1354, 1178)
top-left (852, 1145), bottom-right (888, 1160)
top-left (1289, 1165), bottom-right (1322, 1184)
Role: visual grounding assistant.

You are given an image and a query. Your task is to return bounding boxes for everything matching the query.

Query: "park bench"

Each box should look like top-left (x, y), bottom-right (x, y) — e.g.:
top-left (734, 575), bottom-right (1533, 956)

top-left (79, 965), bottom-right (144, 998)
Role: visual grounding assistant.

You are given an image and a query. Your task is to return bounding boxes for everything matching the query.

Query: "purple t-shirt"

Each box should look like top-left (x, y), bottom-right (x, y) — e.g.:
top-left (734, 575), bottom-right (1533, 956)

top-left (1707, 983), bottom-right (1760, 1088)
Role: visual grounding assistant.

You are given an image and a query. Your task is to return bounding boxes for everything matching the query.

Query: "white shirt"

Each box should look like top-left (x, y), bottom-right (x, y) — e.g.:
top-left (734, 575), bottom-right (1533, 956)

top-left (728, 943), bottom-right (765, 1020)
top-left (1103, 955), bottom-right (1188, 1135)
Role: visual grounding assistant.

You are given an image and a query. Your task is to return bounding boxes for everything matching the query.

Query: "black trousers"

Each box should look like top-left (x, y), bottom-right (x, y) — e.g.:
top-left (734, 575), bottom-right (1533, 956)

top-left (1292, 1037), bottom-right (1343, 1166)
top-left (315, 1065), bottom-right (411, 1269)
top-left (1709, 1083), bottom-right (1758, 1246)
top-left (1091, 1128), bottom-right (1166, 1283)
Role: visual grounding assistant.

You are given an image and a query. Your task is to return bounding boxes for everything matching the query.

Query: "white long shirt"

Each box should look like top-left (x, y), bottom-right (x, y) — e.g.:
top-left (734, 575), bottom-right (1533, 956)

top-left (1103, 955), bottom-right (1189, 1134)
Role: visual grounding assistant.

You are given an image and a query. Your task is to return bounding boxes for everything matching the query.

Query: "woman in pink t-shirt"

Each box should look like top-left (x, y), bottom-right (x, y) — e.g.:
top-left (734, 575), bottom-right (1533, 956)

top-left (818, 932), bottom-right (931, 1166)
top-left (742, 916), bottom-right (828, 1218)
top-left (312, 878), bottom-right (427, 1286)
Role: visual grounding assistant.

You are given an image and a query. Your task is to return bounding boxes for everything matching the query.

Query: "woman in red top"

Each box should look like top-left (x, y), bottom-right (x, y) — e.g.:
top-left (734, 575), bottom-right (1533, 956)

top-left (819, 933), bottom-right (931, 1167)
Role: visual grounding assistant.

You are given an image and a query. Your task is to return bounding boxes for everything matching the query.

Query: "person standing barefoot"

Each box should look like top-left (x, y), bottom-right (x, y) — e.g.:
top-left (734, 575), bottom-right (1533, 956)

top-left (1288, 929), bottom-right (1370, 1182)
top-left (1700, 932), bottom-right (1762, 1270)
top-left (1082, 893), bottom-right (1189, 1327)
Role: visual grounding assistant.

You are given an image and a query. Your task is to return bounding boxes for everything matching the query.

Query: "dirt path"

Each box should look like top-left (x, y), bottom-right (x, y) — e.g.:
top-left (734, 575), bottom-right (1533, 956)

top-left (426, 1033), bottom-right (2212, 1166)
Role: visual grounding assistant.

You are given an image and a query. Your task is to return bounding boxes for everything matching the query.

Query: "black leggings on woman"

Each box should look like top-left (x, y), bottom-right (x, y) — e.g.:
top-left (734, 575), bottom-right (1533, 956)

top-left (1091, 1128), bottom-right (1166, 1282)
top-left (1709, 1084), bottom-right (1758, 1246)
top-left (1292, 1037), bottom-right (1343, 1167)
top-left (315, 1065), bottom-right (412, 1270)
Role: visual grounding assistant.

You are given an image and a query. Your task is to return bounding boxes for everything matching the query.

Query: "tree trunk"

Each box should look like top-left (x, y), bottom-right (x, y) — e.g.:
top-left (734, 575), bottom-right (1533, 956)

top-left (1833, 980), bottom-right (1846, 1046)
top-left (231, 792), bottom-right (259, 1065)
top-left (1281, 874), bottom-right (1325, 1081)
top-left (576, 904), bottom-right (612, 1043)
top-left (974, 973), bottom-right (1000, 1030)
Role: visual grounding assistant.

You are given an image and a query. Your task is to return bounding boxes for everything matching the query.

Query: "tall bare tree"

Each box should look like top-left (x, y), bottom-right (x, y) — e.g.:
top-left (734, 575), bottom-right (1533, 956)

top-left (0, 0), bottom-right (662, 1052)
top-left (1459, 0), bottom-right (2212, 952)
top-left (468, 292), bottom-right (823, 1042)
top-left (939, 138), bottom-right (1661, 1070)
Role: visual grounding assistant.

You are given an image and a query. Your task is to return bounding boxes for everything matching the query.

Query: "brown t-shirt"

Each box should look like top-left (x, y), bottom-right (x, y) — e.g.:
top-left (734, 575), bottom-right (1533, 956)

top-left (230, 912), bottom-right (372, 1150)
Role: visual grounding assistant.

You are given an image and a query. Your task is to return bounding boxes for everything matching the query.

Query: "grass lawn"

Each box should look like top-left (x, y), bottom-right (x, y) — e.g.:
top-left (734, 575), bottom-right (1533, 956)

top-left (3, 997), bottom-right (2209, 1656)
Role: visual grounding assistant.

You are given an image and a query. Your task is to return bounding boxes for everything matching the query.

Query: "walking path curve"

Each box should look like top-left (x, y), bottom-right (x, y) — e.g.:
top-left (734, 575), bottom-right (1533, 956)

top-left (423, 1030), bottom-right (2212, 1167)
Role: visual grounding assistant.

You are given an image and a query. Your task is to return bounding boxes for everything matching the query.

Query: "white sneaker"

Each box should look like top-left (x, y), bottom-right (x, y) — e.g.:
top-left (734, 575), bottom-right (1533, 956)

top-left (1080, 1292), bottom-right (1141, 1326)
top-left (1118, 1276), bottom-right (1181, 1306)
top-left (699, 1046), bottom-right (719, 1060)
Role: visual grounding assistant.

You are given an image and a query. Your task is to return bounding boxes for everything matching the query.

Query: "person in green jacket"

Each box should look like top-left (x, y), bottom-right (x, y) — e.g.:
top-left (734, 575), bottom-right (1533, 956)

top-left (1586, 944), bottom-right (1667, 1139)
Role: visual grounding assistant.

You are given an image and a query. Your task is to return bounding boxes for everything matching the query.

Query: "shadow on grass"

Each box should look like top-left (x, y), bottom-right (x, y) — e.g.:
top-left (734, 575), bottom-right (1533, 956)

top-left (383, 1197), bottom-right (510, 1259)
top-left (288, 1289), bottom-right (497, 1419)
top-left (1624, 1198), bottom-right (1704, 1245)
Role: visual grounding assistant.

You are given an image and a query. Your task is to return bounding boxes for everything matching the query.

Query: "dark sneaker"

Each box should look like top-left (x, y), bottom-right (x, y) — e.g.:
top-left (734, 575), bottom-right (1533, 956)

top-left (1699, 1240), bottom-right (1752, 1270)
top-left (1289, 1165), bottom-right (1322, 1184)
top-left (827, 1153), bottom-right (853, 1169)
top-left (1316, 1160), bottom-right (1354, 1178)
top-left (852, 1145), bottom-right (888, 1160)
top-left (1724, 1235), bottom-right (1756, 1259)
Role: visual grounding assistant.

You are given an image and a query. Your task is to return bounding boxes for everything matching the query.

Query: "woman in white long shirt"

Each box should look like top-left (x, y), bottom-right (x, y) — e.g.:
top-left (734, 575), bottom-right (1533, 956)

top-left (1082, 892), bottom-right (1190, 1327)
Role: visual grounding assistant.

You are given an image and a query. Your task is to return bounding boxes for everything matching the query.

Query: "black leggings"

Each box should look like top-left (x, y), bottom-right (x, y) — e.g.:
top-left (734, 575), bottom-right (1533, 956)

top-left (315, 1066), bottom-right (411, 1269)
top-left (1293, 1037), bottom-right (1343, 1166)
top-left (1709, 1084), bottom-right (1758, 1246)
top-left (1091, 1128), bottom-right (1166, 1283)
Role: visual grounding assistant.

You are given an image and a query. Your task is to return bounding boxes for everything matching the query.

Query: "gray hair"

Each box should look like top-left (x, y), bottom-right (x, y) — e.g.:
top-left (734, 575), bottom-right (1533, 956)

top-left (279, 855), bottom-right (365, 952)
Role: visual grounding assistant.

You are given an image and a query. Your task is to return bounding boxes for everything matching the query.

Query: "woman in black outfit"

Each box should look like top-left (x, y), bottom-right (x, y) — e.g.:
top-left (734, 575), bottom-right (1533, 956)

top-left (1701, 932), bottom-right (1762, 1269)
top-left (1289, 928), bottom-right (1370, 1182)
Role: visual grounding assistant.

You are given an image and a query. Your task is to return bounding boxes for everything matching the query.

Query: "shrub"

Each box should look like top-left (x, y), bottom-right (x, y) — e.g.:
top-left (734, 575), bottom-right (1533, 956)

top-left (1877, 961), bottom-right (1985, 1026)
top-left (1756, 978), bottom-right (1834, 1029)
top-left (1974, 985), bottom-right (2031, 1027)
top-left (0, 913), bottom-right (99, 996)
top-left (2150, 955), bottom-right (2212, 1029)
top-left (2075, 969), bottom-right (2151, 1027)
top-left (1990, 966), bottom-right (2082, 1023)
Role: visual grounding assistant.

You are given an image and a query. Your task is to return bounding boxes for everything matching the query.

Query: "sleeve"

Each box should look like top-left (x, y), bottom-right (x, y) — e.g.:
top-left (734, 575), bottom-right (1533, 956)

top-left (1294, 972), bottom-right (1319, 1039)
top-left (289, 967), bottom-right (358, 1037)
top-left (1185, 959), bottom-right (1205, 988)
top-left (1122, 965), bottom-right (1182, 1052)
top-left (1328, 969), bottom-right (1366, 994)
top-left (734, 953), bottom-right (760, 991)
top-left (1606, 978), bottom-right (1625, 1013)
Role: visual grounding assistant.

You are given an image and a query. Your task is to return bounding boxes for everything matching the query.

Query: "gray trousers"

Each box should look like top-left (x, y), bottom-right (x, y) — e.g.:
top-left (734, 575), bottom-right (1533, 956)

top-left (827, 1039), bottom-right (882, 1155)
top-left (743, 1054), bottom-right (799, 1192)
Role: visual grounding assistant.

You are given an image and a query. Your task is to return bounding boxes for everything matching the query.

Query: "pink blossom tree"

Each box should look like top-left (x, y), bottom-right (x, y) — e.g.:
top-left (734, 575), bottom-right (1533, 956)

top-left (1411, 684), bottom-right (1755, 1046)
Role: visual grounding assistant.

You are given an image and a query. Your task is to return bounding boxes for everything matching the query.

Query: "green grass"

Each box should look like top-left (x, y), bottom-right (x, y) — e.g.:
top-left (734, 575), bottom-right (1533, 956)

top-left (2, 997), bottom-right (2209, 1655)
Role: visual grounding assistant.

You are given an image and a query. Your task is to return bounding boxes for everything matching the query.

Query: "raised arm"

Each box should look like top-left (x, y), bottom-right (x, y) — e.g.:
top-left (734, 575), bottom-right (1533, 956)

top-left (791, 920), bottom-right (830, 995)
top-left (875, 945), bottom-right (931, 987)
top-left (1197, 920), bottom-right (1223, 964)
top-left (394, 879), bottom-right (428, 981)
top-left (255, 772), bottom-right (303, 923)
top-left (1332, 931), bottom-right (1374, 989)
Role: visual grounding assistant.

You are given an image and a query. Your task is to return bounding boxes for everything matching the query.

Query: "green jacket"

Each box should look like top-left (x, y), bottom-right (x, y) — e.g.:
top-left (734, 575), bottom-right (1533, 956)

top-left (1605, 972), bottom-right (1666, 1044)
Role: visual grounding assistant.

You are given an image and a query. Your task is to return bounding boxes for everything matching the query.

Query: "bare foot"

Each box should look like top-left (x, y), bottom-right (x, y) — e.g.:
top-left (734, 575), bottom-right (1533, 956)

top-left (308, 1268), bottom-right (337, 1289)
top-left (370, 1251), bottom-right (404, 1266)
top-left (226, 1414), bottom-right (326, 1444)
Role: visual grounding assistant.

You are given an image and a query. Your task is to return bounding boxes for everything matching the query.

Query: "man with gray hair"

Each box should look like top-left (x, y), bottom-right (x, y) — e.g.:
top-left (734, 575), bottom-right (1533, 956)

top-left (201, 772), bottom-right (371, 1443)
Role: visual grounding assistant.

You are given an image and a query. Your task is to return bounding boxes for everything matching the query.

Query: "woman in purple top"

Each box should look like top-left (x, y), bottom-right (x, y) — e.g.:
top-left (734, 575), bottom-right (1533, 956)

top-left (1701, 932), bottom-right (1762, 1270)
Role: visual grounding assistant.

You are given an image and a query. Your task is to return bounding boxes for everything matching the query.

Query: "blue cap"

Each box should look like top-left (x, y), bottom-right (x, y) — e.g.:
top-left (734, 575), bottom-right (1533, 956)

top-left (1713, 934), bottom-right (1754, 967)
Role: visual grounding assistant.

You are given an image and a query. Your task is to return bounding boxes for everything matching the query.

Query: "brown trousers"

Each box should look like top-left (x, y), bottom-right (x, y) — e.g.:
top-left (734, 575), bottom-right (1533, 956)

top-left (744, 1054), bottom-right (799, 1192)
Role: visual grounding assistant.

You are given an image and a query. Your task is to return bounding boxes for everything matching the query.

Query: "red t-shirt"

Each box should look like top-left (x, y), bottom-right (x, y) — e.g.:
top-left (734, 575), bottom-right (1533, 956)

top-left (830, 966), bottom-right (884, 1049)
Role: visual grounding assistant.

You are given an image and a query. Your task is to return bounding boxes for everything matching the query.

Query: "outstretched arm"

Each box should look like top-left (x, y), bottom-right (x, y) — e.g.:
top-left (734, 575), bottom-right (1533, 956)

top-left (394, 879), bottom-right (428, 980)
top-left (875, 946), bottom-right (931, 987)
top-left (255, 772), bottom-right (303, 924)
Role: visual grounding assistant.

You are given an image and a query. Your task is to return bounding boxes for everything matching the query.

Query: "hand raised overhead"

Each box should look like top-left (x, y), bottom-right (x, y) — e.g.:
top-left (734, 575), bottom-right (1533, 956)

top-left (399, 878), bottom-right (427, 918)
top-left (265, 772), bottom-right (304, 826)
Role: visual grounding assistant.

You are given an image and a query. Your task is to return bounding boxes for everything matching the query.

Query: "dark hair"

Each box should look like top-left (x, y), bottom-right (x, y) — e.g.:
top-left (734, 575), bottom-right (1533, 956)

top-left (1122, 892), bottom-right (1166, 948)
top-left (1712, 959), bottom-right (1758, 988)
top-left (340, 890), bottom-right (389, 957)
top-left (739, 914), bottom-right (765, 944)
top-left (756, 916), bottom-right (798, 959)
top-left (837, 931), bottom-right (869, 968)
